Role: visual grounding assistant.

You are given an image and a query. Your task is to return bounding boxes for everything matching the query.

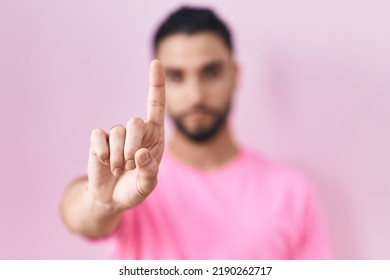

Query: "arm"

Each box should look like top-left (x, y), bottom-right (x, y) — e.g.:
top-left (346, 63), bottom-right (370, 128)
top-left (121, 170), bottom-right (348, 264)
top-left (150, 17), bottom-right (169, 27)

top-left (60, 60), bottom-right (166, 239)
top-left (60, 176), bottom-right (122, 239)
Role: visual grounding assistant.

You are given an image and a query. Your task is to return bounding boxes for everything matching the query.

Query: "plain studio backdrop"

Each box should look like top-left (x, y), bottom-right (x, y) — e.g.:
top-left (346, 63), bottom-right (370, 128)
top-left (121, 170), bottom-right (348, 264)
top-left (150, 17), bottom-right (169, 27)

top-left (0, 0), bottom-right (389, 259)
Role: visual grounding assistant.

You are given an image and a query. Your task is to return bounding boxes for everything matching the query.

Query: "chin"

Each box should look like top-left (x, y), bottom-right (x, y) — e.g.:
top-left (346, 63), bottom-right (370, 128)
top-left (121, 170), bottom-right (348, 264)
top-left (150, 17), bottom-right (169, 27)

top-left (184, 123), bottom-right (213, 134)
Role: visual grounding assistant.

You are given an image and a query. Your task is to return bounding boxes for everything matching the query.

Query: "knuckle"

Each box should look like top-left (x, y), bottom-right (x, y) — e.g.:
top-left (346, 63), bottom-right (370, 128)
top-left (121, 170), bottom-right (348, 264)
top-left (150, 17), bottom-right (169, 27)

top-left (149, 100), bottom-right (164, 108)
top-left (127, 117), bottom-right (145, 129)
top-left (90, 128), bottom-right (105, 142)
top-left (97, 151), bottom-right (109, 161)
top-left (109, 125), bottom-right (126, 137)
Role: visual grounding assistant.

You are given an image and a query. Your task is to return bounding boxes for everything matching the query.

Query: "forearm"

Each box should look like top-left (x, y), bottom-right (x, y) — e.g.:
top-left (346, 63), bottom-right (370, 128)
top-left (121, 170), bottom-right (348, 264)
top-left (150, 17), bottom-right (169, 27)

top-left (60, 176), bottom-right (123, 239)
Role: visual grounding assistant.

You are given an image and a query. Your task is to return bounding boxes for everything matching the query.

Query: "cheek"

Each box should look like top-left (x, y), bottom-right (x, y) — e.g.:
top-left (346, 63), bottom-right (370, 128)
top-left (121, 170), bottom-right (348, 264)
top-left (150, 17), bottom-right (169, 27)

top-left (165, 88), bottom-right (183, 115)
top-left (206, 79), bottom-right (234, 106)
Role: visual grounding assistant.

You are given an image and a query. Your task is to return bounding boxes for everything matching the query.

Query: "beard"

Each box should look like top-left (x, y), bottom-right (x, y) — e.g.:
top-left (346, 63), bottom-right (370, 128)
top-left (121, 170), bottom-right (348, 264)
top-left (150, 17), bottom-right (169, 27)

top-left (170, 103), bottom-right (231, 143)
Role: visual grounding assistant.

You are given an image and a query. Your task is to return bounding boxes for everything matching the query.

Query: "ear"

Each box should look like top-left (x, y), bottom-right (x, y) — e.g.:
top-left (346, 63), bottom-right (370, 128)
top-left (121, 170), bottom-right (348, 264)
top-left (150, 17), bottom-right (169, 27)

top-left (231, 59), bottom-right (240, 94)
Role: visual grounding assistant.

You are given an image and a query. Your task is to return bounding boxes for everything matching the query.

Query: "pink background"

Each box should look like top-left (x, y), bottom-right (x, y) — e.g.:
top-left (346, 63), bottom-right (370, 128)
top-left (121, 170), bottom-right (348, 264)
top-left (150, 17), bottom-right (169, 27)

top-left (0, 0), bottom-right (389, 259)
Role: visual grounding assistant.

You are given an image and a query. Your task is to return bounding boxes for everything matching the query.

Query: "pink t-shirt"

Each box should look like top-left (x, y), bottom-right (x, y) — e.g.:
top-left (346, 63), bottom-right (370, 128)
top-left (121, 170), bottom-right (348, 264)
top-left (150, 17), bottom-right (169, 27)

top-left (106, 148), bottom-right (332, 259)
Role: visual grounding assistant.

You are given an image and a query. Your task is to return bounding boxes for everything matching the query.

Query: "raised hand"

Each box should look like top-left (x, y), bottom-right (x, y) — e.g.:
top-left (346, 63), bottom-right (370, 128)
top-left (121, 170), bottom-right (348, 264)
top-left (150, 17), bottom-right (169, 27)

top-left (87, 60), bottom-right (165, 210)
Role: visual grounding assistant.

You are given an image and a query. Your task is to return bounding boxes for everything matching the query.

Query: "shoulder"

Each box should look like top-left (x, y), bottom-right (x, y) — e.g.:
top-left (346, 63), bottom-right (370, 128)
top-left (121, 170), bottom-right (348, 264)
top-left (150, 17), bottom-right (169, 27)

top-left (240, 148), bottom-right (315, 196)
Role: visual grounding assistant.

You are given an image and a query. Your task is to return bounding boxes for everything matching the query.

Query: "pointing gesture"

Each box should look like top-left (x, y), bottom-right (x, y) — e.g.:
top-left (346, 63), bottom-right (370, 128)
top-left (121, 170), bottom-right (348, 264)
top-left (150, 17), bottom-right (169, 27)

top-left (147, 60), bottom-right (166, 127)
top-left (87, 60), bottom-right (166, 210)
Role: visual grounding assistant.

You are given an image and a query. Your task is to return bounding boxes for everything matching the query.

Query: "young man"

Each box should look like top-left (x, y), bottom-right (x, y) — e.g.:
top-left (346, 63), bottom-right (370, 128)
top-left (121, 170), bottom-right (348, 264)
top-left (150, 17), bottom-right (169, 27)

top-left (61, 7), bottom-right (332, 259)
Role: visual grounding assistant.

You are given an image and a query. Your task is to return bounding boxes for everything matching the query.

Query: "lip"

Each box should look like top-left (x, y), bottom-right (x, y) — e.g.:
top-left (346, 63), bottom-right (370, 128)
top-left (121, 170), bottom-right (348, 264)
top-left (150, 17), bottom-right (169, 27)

top-left (184, 111), bottom-right (211, 122)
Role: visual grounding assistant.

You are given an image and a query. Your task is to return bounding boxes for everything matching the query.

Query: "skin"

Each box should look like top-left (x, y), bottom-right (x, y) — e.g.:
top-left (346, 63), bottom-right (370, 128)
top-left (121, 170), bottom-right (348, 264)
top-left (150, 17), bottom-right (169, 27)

top-left (60, 32), bottom-right (239, 238)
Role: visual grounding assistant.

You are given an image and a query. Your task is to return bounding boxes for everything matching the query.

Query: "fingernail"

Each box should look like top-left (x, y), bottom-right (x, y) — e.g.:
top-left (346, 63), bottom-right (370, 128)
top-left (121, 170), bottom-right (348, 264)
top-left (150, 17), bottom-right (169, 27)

top-left (139, 152), bottom-right (150, 165)
top-left (125, 160), bottom-right (135, 170)
top-left (113, 168), bottom-right (123, 177)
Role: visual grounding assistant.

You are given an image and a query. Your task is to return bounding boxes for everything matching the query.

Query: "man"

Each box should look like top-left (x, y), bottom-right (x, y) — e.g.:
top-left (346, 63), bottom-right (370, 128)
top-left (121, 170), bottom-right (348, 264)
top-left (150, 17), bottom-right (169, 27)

top-left (61, 6), bottom-right (332, 259)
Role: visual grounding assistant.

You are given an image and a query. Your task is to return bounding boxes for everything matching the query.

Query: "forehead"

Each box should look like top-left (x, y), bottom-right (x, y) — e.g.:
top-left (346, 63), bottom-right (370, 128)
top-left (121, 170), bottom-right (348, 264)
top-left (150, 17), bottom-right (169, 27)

top-left (156, 32), bottom-right (231, 70)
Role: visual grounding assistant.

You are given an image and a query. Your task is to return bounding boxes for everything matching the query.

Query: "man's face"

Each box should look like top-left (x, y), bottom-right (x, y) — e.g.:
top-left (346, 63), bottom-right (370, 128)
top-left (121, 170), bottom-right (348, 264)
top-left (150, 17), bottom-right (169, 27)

top-left (156, 32), bottom-right (238, 142)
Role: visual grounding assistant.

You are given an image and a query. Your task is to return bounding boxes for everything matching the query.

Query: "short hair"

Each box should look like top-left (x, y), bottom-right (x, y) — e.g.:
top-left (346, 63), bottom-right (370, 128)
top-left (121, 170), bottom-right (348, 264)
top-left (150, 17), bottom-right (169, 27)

top-left (153, 6), bottom-right (233, 53)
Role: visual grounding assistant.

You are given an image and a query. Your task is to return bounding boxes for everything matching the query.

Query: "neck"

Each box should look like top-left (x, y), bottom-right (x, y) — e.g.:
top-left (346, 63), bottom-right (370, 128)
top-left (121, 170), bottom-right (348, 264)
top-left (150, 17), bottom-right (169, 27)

top-left (168, 122), bottom-right (239, 170)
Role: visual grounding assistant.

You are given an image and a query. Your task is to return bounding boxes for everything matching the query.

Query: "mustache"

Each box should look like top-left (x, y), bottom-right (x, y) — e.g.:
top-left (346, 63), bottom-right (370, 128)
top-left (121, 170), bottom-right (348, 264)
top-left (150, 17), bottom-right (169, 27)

top-left (178, 105), bottom-right (220, 118)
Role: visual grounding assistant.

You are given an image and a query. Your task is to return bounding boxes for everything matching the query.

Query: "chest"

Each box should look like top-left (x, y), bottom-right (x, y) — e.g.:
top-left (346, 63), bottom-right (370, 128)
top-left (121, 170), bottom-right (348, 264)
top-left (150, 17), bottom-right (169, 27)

top-left (144, 174), bottom-right (295, 259)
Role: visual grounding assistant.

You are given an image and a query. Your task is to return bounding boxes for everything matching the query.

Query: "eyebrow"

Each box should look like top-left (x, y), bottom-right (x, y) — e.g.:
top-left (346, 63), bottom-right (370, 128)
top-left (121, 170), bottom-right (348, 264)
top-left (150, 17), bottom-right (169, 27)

top-left (164, 60), bottom-right (225, 74)
top-left (201, 60), bottom-right (224, 72)
top-left (165, 67), bottom-right (182, 75)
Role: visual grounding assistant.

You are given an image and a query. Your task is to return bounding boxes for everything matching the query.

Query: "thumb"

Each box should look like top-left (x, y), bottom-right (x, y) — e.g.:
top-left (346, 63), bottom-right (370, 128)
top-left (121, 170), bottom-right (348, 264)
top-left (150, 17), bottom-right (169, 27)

top-left (134, 148), bottom-right (159, 199)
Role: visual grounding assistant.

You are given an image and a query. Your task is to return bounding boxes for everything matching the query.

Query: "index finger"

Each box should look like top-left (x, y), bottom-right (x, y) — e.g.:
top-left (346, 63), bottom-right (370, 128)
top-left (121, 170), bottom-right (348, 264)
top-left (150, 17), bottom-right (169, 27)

top-left (146, 60), bottom-right (165, 126)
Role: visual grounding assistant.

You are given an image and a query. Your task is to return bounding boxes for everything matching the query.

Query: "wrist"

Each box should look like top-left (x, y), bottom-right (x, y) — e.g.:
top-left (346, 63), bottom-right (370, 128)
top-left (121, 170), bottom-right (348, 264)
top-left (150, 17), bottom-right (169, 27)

top-left (84, 184), bottom-right (123, 217)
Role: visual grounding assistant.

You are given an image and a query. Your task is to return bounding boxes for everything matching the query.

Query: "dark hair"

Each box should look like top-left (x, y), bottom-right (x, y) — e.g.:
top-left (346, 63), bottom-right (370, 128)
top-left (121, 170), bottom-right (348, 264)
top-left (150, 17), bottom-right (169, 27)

top-left (153, 6), bottom-right (233, 53)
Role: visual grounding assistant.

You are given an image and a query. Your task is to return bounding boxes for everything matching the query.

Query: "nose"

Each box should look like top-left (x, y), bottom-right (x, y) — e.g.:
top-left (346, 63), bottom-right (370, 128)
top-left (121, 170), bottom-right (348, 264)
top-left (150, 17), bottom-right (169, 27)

top-left (184, 76), bottom-right (205, 104)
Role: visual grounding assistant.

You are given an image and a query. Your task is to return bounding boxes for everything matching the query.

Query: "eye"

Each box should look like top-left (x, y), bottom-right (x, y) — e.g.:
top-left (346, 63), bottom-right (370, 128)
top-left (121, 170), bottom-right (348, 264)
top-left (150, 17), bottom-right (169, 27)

top-left (202, 66), bottom-right (220, 80)
top-left (166, 71), bottom-right (183, 82)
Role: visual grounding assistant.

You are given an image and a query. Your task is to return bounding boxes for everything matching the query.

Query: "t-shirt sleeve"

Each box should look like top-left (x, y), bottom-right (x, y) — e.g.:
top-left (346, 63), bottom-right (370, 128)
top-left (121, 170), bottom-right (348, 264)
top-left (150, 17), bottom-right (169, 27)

top-left (292, 177), bottom-right (334, 259)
